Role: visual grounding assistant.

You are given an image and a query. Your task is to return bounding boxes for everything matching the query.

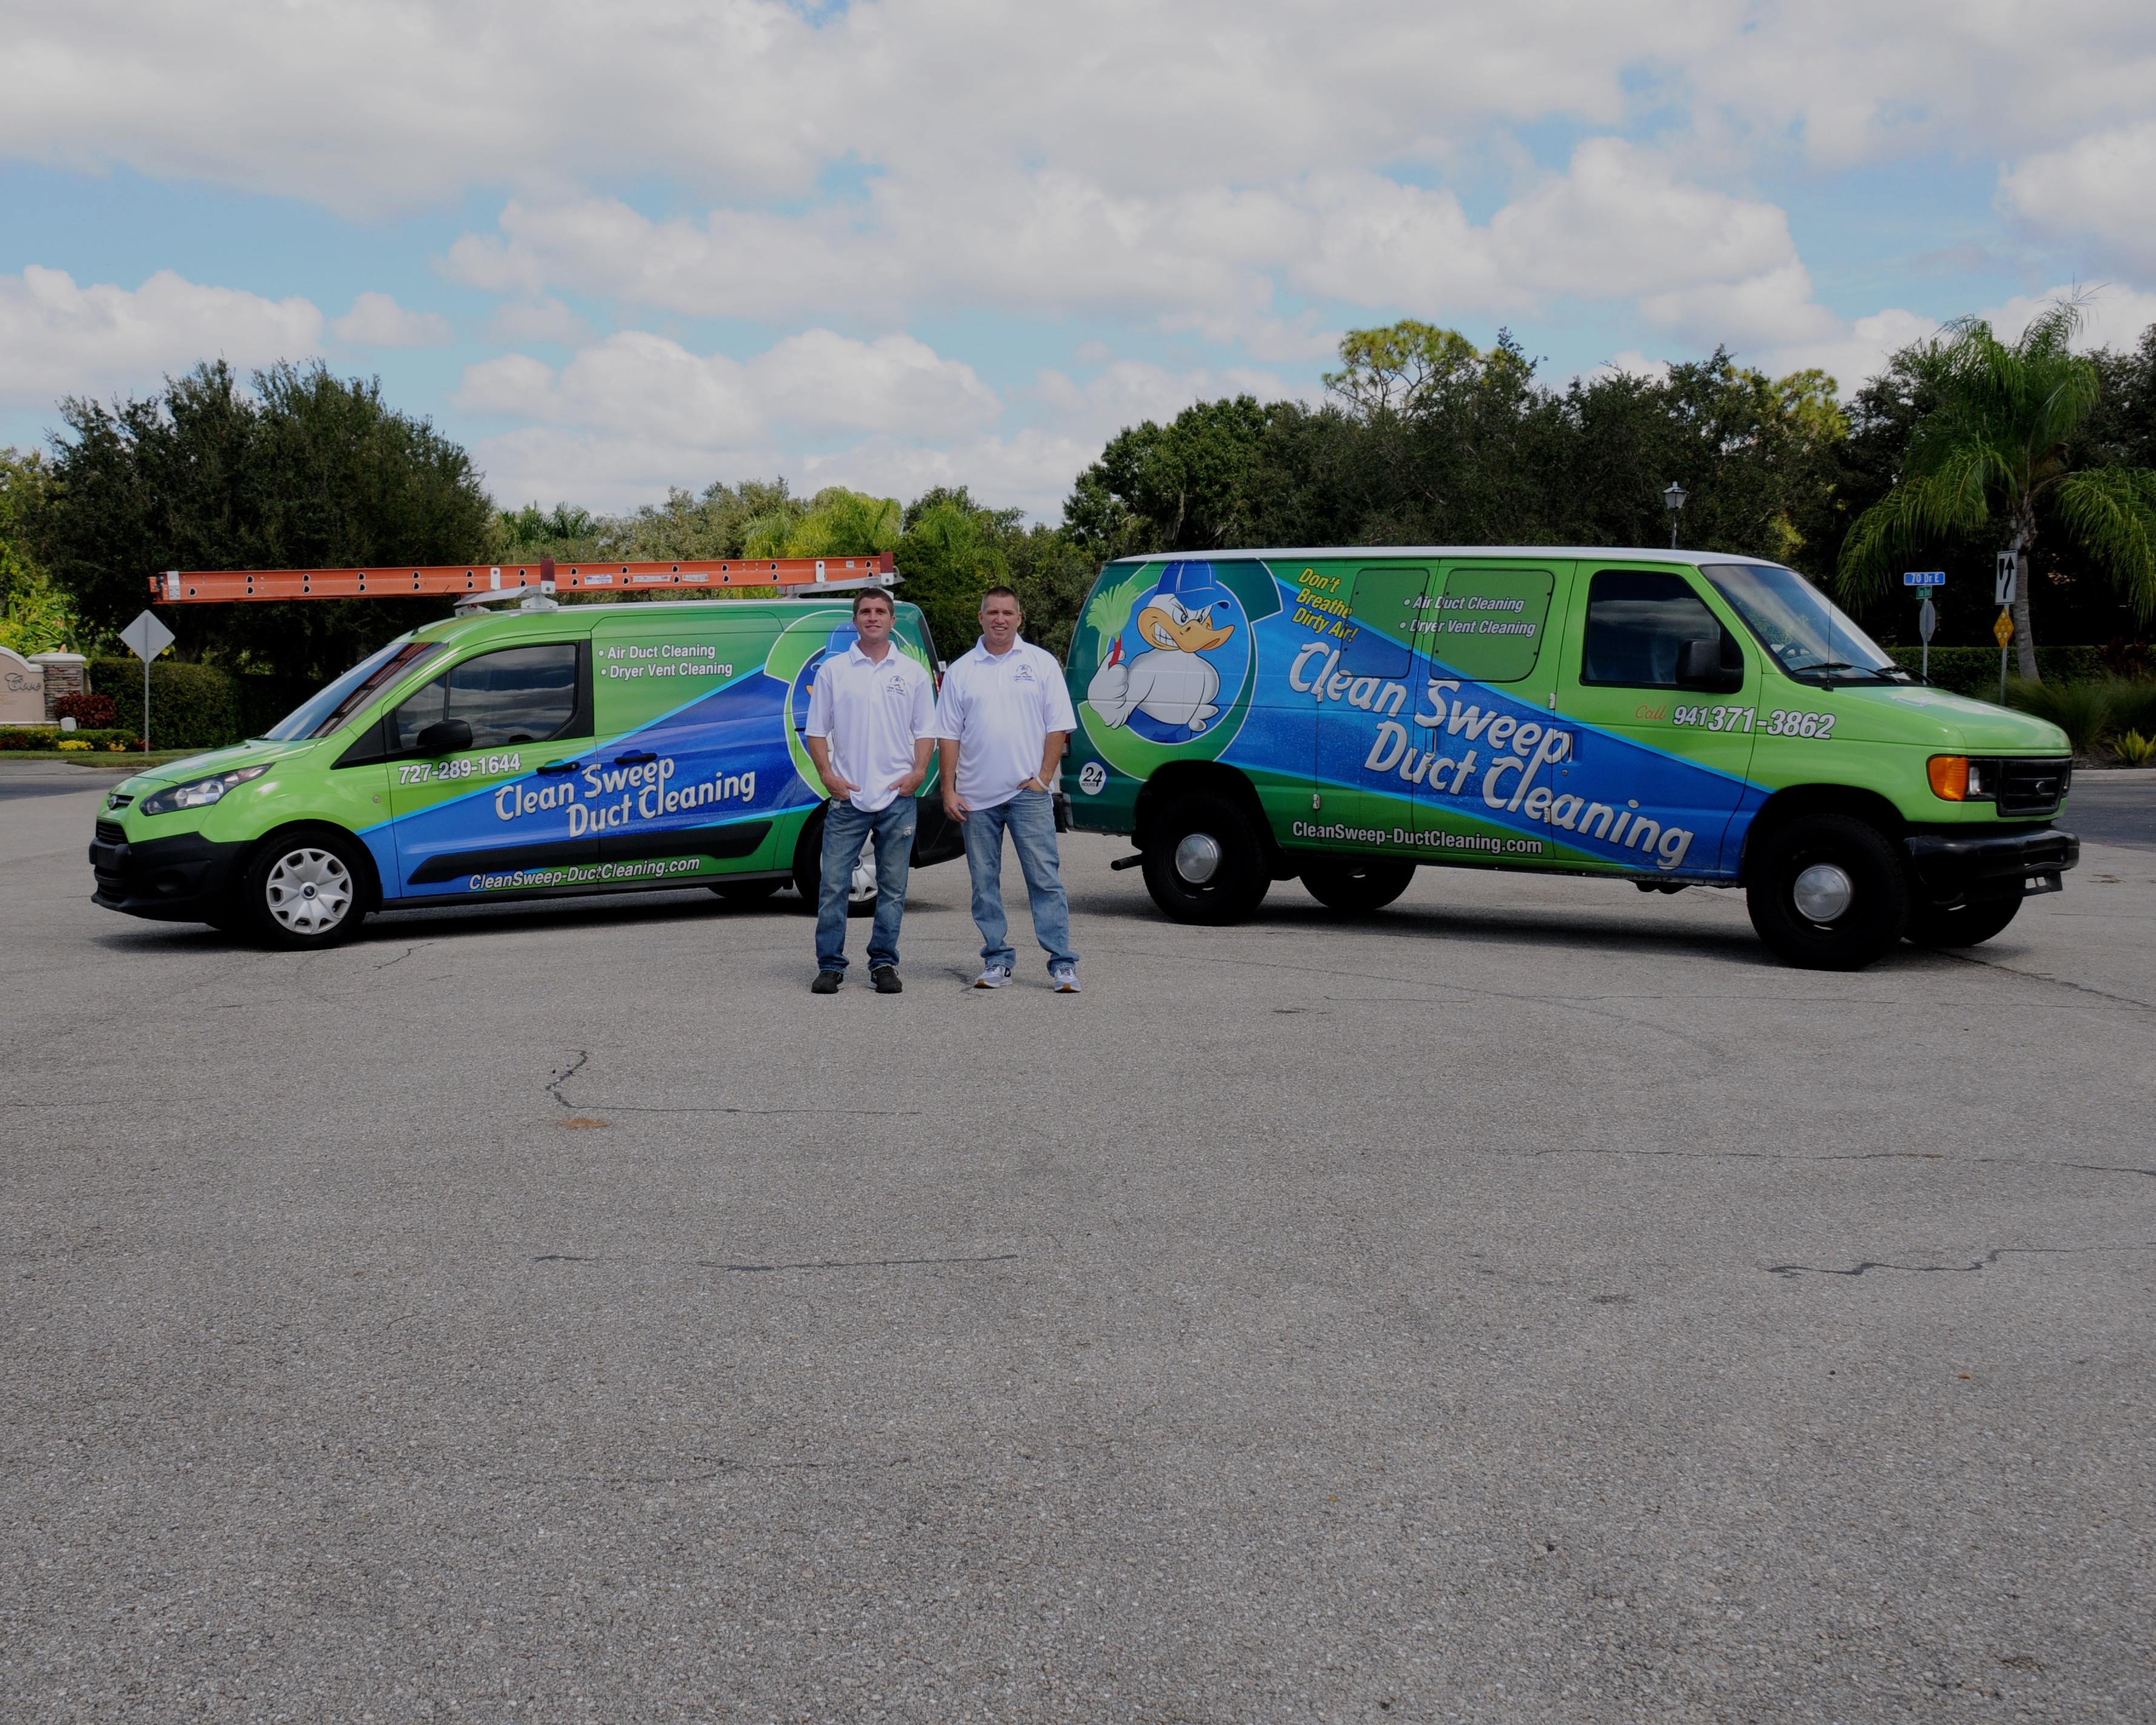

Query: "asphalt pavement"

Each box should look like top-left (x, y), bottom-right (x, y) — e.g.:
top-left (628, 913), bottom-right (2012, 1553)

top-left (3, 763), bottom-right (2152, 1723)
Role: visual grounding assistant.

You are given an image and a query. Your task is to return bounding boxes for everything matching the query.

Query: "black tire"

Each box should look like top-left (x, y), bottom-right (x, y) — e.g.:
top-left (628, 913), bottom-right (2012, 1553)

top-left (1745, 813), bottom-right (1908, 970)
top-left (1141, 792), bottom-right (1270, 925)
top-left (1300, 858), bottom-right (1416, 913)
top-left (790, 806), bottom-right (878, 918)
top-left (709, 878), bottom-right (782, 904)
top-left (1906, 894), bottom-right (2022, 949)
top-left (240, 826), bottom-right (371, 949)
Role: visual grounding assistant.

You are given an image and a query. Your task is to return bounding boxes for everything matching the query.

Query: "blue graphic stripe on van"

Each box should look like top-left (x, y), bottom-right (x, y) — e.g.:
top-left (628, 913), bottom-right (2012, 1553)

top-left (379, 671), bottom-right (808, 896)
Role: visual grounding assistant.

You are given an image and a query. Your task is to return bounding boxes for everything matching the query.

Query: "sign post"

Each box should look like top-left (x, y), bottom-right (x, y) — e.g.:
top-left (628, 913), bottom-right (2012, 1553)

top-left (1992, 551), bottom-right (2020, 702)
top-left (119, 609), bottom-right (176, 750)
top-left (1903, 571), bottom-right (1943, 682)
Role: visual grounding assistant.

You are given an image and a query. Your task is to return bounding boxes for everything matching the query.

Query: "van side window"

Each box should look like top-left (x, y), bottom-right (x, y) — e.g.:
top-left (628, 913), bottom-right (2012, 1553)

top-left (389, 643), bottom-right (584, 751)
top-left (1433, 567), bottom-right (1554, 683)
top-left (1581, 571), bottom-right (1732, 687)
top-left (1337, 568), bottom-right (1427, 677)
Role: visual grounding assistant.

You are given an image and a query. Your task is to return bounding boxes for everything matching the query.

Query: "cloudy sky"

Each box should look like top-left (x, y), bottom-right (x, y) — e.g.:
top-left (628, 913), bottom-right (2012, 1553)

top-left (4, 1), bottom-right (2154, 520)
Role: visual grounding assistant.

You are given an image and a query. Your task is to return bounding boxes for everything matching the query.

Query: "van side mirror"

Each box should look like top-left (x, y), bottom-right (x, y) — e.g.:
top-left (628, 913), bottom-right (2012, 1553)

top-left (415, 718), bottom-right (473, 755)
top-left (1676, 637), bottom-right (1742, 693)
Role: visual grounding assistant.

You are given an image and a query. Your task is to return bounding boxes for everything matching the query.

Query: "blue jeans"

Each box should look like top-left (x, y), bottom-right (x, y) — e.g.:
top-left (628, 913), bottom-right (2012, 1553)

top-left (962, 789), bottom-right (1076, 972)
top-left (816, 798), bottom-right (917, 972)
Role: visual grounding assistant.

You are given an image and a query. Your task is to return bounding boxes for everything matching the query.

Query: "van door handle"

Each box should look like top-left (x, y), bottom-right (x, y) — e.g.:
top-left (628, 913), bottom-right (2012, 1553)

top-left (612, 750), bottom-right (658, 765)
top-left (537, 760), bottom-right (582, 775)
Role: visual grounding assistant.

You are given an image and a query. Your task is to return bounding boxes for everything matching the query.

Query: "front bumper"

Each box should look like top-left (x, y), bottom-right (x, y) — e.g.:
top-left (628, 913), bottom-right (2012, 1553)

top-left (88, 827), bottom-right (250, 922)
top-left (1904, 826), bottom-right (2078, 907)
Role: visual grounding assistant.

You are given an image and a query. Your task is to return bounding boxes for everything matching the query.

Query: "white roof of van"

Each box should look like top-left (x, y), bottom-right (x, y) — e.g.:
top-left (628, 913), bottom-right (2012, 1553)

top-left (1105, 548), bottom-right (1784, 567)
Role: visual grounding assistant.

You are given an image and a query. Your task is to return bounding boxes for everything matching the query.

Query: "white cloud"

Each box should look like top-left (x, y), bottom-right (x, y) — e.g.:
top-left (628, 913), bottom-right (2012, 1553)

top-left (1983, 283), bottom-right (2156, 353)
top-left (441, 140), bottom-right (1824, 350)
top-left (2000, 122), bottom-right (2156, 274)
top-left (1752, 308), bottom-right (1942, 395)
top-left (458, 328), bottom-right (997, 443)
top-left (1745, 282), bottom-right (2156, 398)
top-left (753, 331), bottom-right (1000, 435)
top-left (14, 2), bottom-right (2156, 220)
top-left (0, 265), bottom-right (320, 404)
top-left (331, 291), bottom-right (452, 348)
top-left (801, 431), bottom-right (1101, 523)
top-left (486, 297), bottom-right (592, 346)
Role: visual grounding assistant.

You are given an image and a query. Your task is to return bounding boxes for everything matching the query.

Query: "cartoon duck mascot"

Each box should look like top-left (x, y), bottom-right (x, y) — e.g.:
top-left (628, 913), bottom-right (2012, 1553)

top-left (1086, 562), bottom-right (1238, 733)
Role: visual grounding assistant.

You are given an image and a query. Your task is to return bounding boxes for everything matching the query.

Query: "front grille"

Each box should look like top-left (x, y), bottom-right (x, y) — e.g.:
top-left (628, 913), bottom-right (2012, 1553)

top-left (94, 819), bottom-right (126, 847)
top-left (1997, 757), bottom-right (2070, 818)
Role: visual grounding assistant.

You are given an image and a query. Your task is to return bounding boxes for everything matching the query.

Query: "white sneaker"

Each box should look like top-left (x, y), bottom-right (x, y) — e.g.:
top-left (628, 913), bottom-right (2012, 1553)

top-left (1050, 963), bottom-right (1080, 993)
top-left (973, 964), bottom-right (1014, 988)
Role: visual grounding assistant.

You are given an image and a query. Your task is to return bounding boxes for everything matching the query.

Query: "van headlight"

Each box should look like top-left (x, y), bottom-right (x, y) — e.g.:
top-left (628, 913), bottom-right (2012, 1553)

top-left (140, 764), bottom-right (270, 815)
top-left (1926, 756), bottom-right (1996, 802)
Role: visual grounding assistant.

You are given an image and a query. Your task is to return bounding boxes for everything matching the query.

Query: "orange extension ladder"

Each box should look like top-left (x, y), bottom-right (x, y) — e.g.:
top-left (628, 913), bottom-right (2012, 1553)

top-left (151, 552), bottom-right (898, 607)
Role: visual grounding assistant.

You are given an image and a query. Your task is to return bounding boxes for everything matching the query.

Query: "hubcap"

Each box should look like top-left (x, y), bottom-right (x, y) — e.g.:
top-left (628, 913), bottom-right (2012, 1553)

top-left (265, 847), bottom-right (354, 935)
top-left (1174, 832), bottom-right (1222, 885)
top-left (848, 855), bottom-right (879, 903)
top-left (1791, 862), bottom-right (1854, 923)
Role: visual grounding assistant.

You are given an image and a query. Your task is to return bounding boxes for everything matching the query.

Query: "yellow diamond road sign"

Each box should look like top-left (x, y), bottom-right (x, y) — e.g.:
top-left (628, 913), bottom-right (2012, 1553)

top-left (1993, 609), bottom-right (2015, 649)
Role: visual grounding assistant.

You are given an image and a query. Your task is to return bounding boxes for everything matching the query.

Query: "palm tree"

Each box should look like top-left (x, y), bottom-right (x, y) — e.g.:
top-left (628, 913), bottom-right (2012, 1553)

top-left (1837, 300), bottom-right (2156, 680)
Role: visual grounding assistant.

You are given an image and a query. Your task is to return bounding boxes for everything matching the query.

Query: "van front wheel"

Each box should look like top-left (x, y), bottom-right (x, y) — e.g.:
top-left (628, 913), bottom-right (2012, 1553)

top-left (242, 827), bottom-right (371, 949)
top-left (1301, 858), bottom-right (1416, 913)
top-left (1141, 793), bottom-right (1269, 925)
top-left (1745, 813), bottom-right (1908, 970)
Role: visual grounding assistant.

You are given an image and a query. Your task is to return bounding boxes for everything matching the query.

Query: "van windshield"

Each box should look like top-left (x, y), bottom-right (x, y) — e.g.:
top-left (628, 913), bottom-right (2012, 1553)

top-left (1699, 563), bottom-right (1910, 686)
top-left (259, 638), bottom-right (447, 740)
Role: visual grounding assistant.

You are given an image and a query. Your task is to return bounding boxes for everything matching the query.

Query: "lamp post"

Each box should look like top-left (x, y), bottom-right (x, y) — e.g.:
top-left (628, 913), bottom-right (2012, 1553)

top-left (1662, 480), bottom-right (1689, 550)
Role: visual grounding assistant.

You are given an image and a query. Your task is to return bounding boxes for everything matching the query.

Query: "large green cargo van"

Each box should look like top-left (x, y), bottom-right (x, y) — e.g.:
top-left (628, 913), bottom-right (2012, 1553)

top-left (87, 590), bottom-right (960, 945)
top-left (1060, 549), bottom-right (2078, 969)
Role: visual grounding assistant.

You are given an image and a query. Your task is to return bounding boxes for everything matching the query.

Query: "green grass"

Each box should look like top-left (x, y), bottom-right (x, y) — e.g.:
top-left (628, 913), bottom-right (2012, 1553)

top-left (0, 749), bottom-right (199, 769)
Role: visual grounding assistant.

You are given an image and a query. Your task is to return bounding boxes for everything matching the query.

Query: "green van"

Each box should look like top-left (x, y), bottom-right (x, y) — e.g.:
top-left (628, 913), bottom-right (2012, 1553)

top-left (1060, 549), bottom-right (2078, 969)
top-left (87, 588), bottom-right (961, 945)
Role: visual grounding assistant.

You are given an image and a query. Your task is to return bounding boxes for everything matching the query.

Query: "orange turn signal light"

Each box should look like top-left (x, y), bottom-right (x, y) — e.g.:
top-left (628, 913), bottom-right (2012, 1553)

top-left (1928, 755), bottom-right (1970, 800)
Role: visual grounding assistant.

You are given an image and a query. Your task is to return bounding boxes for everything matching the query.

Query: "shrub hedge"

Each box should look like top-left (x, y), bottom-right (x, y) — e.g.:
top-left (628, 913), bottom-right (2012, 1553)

top-left (1886, 645), bottom-right (2111, 698)
top-left (88, 658), bottom-right (243, 749)
top-left (55, 692), bottom-right (118, 728)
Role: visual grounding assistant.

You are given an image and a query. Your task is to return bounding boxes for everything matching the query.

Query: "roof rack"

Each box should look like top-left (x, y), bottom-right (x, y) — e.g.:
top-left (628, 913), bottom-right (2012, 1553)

top-left (152, 552), bottom-right (899, 607)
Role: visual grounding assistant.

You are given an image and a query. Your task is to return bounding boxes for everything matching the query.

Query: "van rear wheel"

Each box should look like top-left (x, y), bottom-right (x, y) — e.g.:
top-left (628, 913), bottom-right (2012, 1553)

top-left (1906, 894), bottom-right (2022, 949)
top-left (1745, 813), bottom-right (1907, 970)
top-left (1141, 792), bottom-right (1269, 925)
top-left (242, 827), bottom-right (371, 950)
top-left (1300, 858), bottom-right (1416, 913)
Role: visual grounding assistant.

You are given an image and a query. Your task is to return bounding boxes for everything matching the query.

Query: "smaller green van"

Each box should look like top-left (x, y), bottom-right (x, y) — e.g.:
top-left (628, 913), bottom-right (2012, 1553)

top-left (1060, 549), bottom-right (2078, 969)
top-left (88, 588), bottom-right (961, 945)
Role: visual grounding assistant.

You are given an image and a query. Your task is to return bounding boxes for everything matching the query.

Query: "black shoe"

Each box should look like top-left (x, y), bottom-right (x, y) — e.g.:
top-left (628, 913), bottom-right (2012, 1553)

top-left (870, 965), bottom-right (902, 994)
top-left (812, 970), bottom-right (843, 994)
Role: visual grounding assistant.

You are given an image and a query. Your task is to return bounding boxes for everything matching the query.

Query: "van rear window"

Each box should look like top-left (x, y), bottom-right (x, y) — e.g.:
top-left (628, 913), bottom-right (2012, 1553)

top-left (1430, 568), bottom-right (1554, 683)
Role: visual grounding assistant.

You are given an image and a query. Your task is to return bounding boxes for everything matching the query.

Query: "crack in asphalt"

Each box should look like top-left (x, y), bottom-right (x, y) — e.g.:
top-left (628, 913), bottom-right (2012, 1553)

top-left (1489, 1144), bottom-right (2156, 1180)
top-left (527, 1252), bottom-right (1019, 1273)
top-left (707, 1254), bottom-right (1021, 1274)
top-left (1765, 1242), bottom-right (2156, 1279)
top-left (1937, 948), bottom-right (2155, 1013)
top-left (545, 1050), bottom-right (590, 1110)
top-left (546, 1047), bottom-right (914, 1117)
top-left (492, 1454), bottom-right (916, 1488)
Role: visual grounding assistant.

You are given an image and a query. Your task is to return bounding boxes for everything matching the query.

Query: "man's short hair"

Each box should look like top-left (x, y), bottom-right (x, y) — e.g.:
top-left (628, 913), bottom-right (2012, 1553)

top-left (979, 585), bottom-right (1021, 612)
top-left (852, 587), bottom-right (895, 616)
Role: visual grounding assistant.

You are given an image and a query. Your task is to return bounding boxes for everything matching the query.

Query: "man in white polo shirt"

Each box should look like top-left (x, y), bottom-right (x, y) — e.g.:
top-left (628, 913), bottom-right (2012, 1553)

top-left (802, 587), bottom-right (936, 994)
top-left (935, 586), bottom-right (1080, 992)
